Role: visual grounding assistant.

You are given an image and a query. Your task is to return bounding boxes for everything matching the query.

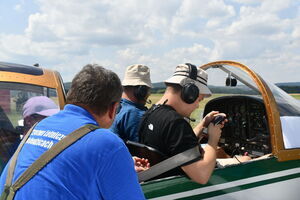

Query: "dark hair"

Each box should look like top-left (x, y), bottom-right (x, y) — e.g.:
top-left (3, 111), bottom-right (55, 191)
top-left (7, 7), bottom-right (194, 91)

top-left (123, 85), bottom-right (150, 92)
top-left (123, 85), bottom-right (136, 91)
top-left (124, 85), bottom-right (150, 102)
top-left (67, 64), bottom-right (123, 115)
top-left (164, 82), bottom-right (182, 93)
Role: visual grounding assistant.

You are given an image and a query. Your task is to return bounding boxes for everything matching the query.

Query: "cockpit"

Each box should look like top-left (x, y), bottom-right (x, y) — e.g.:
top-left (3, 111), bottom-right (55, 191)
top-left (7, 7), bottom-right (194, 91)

top-left (200, 62), bottom-right (300, 162)
top-left (203, 95), bottom-right (271, 158)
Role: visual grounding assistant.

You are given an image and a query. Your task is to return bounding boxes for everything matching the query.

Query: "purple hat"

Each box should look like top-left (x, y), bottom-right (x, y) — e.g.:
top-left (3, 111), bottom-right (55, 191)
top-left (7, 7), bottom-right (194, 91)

top-left (23, 96), bottom-right (60, 118)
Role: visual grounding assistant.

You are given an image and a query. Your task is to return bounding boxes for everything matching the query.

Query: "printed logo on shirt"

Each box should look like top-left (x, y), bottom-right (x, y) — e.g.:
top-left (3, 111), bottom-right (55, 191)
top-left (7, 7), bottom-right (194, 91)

top-left (26, 129), bottom-right (66, 149)
top-left (148, 123), bottom-right (154, 131)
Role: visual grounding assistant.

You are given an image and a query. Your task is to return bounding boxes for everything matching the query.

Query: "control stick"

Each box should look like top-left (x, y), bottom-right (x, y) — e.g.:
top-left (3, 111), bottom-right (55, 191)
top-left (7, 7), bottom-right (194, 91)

top-left (212, 115), bottom-right (226, 125)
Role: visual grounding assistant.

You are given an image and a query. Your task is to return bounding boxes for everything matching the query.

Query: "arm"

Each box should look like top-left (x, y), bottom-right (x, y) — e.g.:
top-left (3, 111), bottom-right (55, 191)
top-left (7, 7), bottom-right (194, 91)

top-left (182, 123), bottom-right (222, 184)
top-left (193, 111), bottom-right (219, 138)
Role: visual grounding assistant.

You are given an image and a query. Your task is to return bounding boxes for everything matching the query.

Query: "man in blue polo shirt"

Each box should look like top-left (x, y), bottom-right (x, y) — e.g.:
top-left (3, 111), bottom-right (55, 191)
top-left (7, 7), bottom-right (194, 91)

top-left (110, 64), bottom-right (152, 142)
top-left (0, 64), bottom-right (146, 199)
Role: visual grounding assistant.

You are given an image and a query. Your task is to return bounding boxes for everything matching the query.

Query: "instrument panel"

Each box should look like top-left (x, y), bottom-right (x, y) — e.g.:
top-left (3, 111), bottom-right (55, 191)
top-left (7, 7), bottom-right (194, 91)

top-left (203, 95), bottom-right (271, 157)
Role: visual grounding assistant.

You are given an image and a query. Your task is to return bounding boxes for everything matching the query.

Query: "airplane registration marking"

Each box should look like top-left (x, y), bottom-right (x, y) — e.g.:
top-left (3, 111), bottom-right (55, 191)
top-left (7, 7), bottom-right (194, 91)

top-left (149, 167), bottom-right (300, 200)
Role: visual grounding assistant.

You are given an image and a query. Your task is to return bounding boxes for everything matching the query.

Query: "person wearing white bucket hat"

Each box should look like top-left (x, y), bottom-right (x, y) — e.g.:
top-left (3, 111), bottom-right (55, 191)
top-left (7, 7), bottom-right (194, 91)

top-left (138, 63), bottom-right (227, 184)
top-left (110, 64), bottom-right (152, 142)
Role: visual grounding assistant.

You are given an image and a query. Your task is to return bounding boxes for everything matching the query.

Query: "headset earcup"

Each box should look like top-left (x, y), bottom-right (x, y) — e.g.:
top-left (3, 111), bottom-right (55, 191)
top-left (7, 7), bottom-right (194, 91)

top-left (181, 83), bottom-right (199, 104)
top-left (134, 85), bottom-right (148, 101)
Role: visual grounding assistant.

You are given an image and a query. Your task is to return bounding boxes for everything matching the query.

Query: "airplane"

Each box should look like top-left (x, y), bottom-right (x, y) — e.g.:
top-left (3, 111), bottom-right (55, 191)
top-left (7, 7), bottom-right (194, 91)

top-left (1, 60), bottom-right (300, 199)
top-left (138, 61), bottom-right (300, 200)
top-left (0, 61), bottom-right (66, 171)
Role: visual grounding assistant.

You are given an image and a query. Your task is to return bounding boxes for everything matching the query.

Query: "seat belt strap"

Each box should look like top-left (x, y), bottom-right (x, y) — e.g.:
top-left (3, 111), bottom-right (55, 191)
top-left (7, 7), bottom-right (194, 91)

top-left (138, 146), bottom-right (201, 182)
top-left (1, 124), bottom-right (98, 199)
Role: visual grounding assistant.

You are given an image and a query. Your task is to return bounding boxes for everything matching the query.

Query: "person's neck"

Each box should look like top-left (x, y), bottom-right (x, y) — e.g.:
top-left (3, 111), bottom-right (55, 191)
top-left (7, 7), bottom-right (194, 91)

top-left (122, 92), bottom-right (145, 105)
top-left (157, 93), bottom-right (187, 117)
top-left (122, 92), bottom-right (136, 102)
top-left (76, 104), bottom-right (110, 128)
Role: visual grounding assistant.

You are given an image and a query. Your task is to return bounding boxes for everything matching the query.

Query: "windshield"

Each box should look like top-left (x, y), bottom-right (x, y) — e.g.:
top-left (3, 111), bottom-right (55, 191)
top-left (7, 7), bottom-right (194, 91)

top-left (191, 65), bottom-right (262, 127)
top-left (265, 82), bottom-right (300, 116)
top-left (0, 82), bottom-right (59, 171)
top-left (205, 65), bottom-right (261, 95)
top-left (206, 65), bottom-right (300, 116)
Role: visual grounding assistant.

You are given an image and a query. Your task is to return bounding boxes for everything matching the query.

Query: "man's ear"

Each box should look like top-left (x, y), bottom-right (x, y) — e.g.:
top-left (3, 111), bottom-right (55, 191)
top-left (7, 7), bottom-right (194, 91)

top-left (108, 102), bottom-right (118, 120)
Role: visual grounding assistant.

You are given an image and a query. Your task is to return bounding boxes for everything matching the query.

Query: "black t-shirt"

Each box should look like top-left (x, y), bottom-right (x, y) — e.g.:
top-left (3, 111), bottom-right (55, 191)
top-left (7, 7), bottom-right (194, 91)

top-left (139, 104), bottom-right (199, 157)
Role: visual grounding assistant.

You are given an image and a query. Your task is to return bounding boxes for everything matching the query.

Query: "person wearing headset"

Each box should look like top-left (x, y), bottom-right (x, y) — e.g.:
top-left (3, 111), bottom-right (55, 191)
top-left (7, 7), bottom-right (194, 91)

top-left (110, 64), bottom-right (152, 142)
top-left (138, 63), bottom-right (225, 184)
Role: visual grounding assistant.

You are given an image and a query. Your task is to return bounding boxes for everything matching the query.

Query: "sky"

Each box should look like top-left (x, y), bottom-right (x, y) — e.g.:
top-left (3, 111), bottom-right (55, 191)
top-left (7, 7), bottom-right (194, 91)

top-left (0, 0), bottom-right (299, 85)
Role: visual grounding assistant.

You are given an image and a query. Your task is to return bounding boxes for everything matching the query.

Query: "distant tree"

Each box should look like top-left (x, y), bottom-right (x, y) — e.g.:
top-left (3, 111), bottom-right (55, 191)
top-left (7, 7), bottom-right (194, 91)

top-left (278, 86), bottom-right (300, 94)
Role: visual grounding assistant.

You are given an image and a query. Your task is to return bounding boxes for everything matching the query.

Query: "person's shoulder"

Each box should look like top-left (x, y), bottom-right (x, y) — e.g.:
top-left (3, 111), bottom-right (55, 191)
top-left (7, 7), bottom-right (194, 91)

top-left (157, 105), bottom-right (182, 120)
top-left (119, 104), bottom-right (146, 119)
top-left (92, 128), bottom-right (121, 139)
top-left (144, 104), bottom-right (184, 127)
top-left (89, 128), bottom-right (125, 147)
top-left (93, 129), bottom-right (130, 158)
top-left (117, 101), bottom-right (136, 115)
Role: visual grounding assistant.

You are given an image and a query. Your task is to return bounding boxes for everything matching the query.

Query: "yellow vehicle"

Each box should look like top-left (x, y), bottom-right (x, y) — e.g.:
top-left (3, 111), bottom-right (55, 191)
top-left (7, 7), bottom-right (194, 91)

top-left (0, 61), bottom-right (66, 171)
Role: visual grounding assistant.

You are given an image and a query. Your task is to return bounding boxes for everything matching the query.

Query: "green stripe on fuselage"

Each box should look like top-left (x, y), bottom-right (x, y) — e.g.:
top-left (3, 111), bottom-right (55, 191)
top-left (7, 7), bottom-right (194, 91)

top-left (177, 172), bottom-right (300, 200)
top-left (142, 157), bottom-right (300, 199)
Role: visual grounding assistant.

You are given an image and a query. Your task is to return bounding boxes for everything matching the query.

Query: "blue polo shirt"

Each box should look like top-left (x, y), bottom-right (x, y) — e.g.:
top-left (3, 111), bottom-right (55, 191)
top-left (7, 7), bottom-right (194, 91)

top-left (0, 104), bottom-right (145, 200)
top-left (110, 98), bottom-right (147, 142)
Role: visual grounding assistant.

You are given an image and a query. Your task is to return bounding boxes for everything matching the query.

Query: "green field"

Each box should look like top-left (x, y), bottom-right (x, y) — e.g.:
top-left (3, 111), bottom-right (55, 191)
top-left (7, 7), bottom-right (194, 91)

top-left (290, 94), bottom-right (300, 100)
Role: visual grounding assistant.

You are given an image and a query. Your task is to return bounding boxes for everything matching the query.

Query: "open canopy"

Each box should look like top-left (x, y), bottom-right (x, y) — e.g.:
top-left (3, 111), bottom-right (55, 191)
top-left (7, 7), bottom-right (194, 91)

top-left (201, 61), bottom-right (300, 161)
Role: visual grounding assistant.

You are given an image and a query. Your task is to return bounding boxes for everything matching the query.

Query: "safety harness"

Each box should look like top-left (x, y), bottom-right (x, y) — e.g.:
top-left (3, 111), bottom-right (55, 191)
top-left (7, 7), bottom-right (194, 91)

top-left (138, 146), bottom-right (201, 182)
top-left (0, 124), bottom-right (98, 200)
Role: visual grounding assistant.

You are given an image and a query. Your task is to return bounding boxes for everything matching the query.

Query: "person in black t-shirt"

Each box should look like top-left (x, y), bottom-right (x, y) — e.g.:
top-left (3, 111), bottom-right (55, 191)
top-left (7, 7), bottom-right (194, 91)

top-left (139, 63), bottom-right (225, 184)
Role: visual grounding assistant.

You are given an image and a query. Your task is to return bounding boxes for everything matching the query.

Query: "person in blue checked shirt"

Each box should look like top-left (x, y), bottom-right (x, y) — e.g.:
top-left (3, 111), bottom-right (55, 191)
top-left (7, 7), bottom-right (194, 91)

top-left (110, 64), bottom-right (152, 142)
top-left (0, 64), bottom-right (147, 200)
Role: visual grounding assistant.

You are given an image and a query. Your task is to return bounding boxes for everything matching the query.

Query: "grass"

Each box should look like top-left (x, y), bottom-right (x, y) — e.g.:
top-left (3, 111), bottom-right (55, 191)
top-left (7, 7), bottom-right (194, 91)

top-left (290, 94), bottom-right (300, 100)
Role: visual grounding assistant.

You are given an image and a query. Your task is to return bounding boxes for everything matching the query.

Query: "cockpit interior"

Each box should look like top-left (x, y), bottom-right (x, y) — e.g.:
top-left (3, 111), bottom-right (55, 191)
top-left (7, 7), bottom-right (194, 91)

top-left (203, 95), bottom-right (271, 159)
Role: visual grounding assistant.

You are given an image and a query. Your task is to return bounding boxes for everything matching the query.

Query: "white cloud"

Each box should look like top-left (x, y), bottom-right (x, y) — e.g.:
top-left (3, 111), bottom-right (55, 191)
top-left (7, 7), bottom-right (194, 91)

top-left (14, 4), bottom-right (22, 12)
top-left (260, 0), bottom-right (292, 12)
top-left (230, 0), bottom-right (261, 4)
top-left (165, 44), bottom-right (211, 63)
top-left (0, 0), bottom-right (299, 84)
top-left (14, 0), bottom-right (25, 12)
top-left (25, 13), bottom-right (59, 42)
top-left (170, 0), bottom-right (235, 36)
top-left (210, 0), bottom-right (298, 64)
top-left (27, 1), bottom-right (145, 46)
top-left (292, 27), bottom-right (300, 38)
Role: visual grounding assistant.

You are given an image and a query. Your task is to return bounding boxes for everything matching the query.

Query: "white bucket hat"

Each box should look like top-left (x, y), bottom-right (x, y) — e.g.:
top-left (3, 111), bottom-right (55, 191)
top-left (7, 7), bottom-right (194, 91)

top-left (122, 64), bottom-right (152, 88)
top-left (165, 64), bottom-right (212, 97)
